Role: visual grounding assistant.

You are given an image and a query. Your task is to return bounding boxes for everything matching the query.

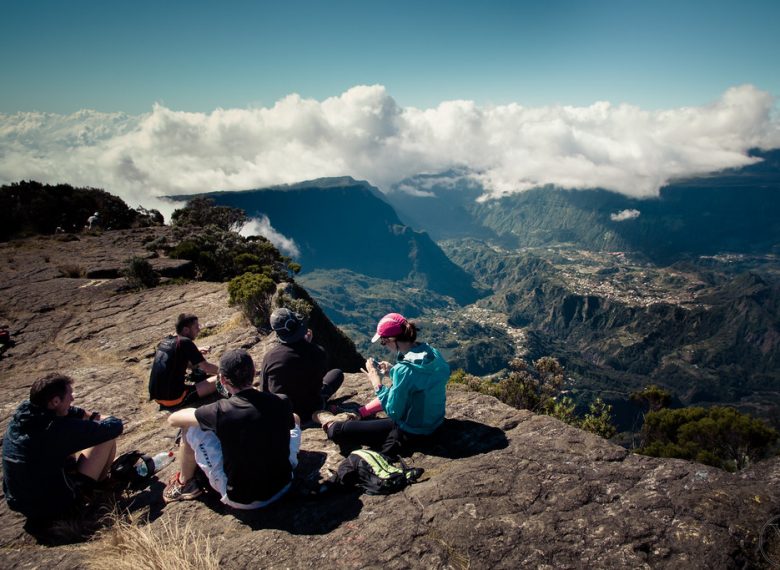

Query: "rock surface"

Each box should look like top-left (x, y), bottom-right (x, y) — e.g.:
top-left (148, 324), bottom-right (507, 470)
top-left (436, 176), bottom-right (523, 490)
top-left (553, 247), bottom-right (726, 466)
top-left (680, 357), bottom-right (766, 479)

top-left (0, 230), bottom-right (778, 569)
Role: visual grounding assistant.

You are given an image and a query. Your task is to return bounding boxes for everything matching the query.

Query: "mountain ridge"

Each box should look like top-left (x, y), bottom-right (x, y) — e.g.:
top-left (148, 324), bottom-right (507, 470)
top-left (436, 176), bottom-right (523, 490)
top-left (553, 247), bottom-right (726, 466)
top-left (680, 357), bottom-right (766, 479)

top-left (175, 180), bottom-right (484, 305)
top-left (386, 149), bottom-right (780, 263)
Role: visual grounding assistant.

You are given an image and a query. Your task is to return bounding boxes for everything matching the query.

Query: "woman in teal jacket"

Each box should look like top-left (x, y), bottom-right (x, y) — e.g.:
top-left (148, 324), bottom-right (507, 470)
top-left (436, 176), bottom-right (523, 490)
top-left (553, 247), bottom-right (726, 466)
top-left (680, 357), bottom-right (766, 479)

top-left (314, 313), bottom-right (450, 457)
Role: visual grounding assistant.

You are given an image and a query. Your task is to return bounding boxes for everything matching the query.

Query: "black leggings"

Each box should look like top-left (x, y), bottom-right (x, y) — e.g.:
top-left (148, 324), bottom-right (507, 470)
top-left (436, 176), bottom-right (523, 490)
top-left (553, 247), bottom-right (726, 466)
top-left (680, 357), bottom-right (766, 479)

top-left (320, 369), bottom-right (344, 401)
top-left (327, 418), bottom-right (424, 458)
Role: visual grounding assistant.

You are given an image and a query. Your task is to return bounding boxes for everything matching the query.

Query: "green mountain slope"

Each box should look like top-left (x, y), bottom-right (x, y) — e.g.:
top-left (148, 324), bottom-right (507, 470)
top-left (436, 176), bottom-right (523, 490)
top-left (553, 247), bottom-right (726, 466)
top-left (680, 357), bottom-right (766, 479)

top-left (176, 178), bottom-right (484, 305)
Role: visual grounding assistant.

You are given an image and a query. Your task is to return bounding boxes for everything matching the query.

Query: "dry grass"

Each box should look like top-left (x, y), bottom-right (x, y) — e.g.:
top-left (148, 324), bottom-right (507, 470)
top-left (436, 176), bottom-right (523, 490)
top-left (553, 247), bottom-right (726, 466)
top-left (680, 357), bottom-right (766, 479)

top-left (58, 263), bottom-right (86, 278)
top-left (88, 512), bottom-right (220, 570)
top-left (215, 312), bottom-right (247, 334)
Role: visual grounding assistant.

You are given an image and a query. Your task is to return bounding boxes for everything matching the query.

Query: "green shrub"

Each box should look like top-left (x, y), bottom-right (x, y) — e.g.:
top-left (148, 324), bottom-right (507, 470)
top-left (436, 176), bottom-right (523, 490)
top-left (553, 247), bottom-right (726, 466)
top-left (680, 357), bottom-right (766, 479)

top-left (273, 291), bottom-right (313, 318)
top-left (144, 236), bottom-right (168, 252)
top-left (169, 240), bottom-right (200, 261)
top-left (630, 384), bottom-right (672, 412)
top-left (169, 226), bottom-right (293, 283)
top-left (122, 256), bottom-right (159, 289)
top-left (171, 197), bottom-right (247, 232)
top-left (545, 396), bottom-right (578, 425)
top-left (0, 181), bottom-right (147, 240)
top-left (287, 262), bottom-right (302, 274)
top-left (637, 406), bottom-right (778, 471)
top-left (451, 358), bottom-right (617, 439)
top-left (228, 272), bottom-right (276, 326)
top-left (580, 398), bottom-right (617, 439)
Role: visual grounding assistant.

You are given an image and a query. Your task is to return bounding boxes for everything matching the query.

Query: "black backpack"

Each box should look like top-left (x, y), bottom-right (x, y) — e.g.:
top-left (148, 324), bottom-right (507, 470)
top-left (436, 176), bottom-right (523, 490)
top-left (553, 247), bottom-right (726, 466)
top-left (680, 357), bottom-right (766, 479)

top-left (333, 450), bottom-right (423, 495)
top-left (109, 450), bottom-right (156, 492)
top-left (148, 335), bottom-right (180, 401)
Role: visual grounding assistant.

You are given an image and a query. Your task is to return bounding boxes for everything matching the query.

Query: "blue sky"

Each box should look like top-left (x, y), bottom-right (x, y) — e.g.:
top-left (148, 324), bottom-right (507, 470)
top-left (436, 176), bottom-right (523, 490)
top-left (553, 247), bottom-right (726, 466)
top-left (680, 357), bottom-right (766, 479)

top-left (2, 0), bottom-right (779, 113)
top-left (1, 0), bottom-right (779, 218)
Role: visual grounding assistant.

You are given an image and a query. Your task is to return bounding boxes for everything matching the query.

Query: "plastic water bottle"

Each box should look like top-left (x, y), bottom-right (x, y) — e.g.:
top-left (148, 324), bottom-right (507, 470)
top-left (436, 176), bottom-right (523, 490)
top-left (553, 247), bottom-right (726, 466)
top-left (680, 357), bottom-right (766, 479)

top-left (135, 450), bottom-right (175, 477)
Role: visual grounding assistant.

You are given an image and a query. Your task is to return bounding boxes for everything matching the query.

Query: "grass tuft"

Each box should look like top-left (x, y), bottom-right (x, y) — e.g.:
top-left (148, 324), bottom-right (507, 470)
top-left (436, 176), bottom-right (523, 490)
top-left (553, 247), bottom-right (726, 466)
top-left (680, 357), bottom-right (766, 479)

top-left (88, 512), bottom-right (220, 570)
top-left (58, 263), bottom-right (85, 278)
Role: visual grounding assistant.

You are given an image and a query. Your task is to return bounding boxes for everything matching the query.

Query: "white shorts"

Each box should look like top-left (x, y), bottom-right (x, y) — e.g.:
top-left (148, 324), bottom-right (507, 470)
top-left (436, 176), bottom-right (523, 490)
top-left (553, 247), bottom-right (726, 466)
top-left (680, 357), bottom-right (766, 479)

top-left (186, 423), bottom-right (302, 510)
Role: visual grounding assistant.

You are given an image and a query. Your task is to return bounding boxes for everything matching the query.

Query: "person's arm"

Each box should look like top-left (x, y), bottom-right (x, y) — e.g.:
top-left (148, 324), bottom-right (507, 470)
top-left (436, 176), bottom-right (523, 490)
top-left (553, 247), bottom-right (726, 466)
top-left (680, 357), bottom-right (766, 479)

top-left (195, 360), bottom-right (219, 375)
top-left (181, 339), bottom-right (218, 376)
top-left (52, 415), bottom-right (123, 456)
top-left (68, 406), bottom-right (104, 421)
top-left (167, 408), bottom-right (200, 428)
top-left (281, 395), bottom-right (295, 430)
top-left (377, 364), bottom-right (414, 420)
top-left (66, 405), bottom-right (86, 419)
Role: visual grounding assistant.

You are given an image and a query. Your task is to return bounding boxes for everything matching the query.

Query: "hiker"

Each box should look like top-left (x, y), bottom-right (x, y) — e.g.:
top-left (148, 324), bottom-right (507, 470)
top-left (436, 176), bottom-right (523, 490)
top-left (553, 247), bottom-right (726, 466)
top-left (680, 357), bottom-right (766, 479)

top-left (2, 373), bottom-right (123, 521)
top-left (261, 307), bottom-right (344, 424)
top-left (313, 313), bottom-right (450, 458)
top-left (163, 349), bottom-right (301, 509)
top-left (148, 313), bottom-right (219, 409)
top-left (86, 212), bottom-right (99, 230)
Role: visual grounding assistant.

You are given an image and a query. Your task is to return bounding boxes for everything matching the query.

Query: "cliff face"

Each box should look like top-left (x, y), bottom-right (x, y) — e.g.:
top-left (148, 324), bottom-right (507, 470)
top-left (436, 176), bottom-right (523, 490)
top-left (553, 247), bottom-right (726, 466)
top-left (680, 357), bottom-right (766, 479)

top-left (0, 230), bottom-right (777, 569)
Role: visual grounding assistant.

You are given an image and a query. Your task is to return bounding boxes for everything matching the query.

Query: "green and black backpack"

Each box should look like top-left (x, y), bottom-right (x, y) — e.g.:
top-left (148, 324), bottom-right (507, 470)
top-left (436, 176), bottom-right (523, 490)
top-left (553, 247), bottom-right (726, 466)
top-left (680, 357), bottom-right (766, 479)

top-left (334, 449), bottom-right (423, 495)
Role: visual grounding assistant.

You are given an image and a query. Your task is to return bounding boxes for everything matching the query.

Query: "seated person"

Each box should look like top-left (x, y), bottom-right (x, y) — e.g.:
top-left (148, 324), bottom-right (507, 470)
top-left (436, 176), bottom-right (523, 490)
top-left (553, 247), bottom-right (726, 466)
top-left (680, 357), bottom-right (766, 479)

top-left (149, 313), bottom-right (219, 409)
top-left (314, 312), bottom-right (450, 458)
top-left (2, 373), bottom-right (123, 521)
top-left (164, 349), bottom-right (301, 509)
top-left (261, 308), bottom-right (344, 423)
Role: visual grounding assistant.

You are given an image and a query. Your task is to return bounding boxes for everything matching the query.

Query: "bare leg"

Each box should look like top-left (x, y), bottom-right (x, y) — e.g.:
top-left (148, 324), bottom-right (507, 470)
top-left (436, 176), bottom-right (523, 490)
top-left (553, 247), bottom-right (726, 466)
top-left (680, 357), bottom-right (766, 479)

top-left (76, 438), bottom-right (117, 481)
top-left (177, 427), bottom-right (198, 483)
top-left (195, 377), bottom-right (217, 397)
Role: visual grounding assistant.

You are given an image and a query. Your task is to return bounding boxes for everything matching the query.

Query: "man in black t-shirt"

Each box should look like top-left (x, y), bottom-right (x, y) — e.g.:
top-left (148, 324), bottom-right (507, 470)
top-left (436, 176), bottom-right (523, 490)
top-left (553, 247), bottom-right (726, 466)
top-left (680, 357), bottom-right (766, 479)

top-left (148, 313), bottom-right (219, 408)
top-left (164, 349), bottom-right (300, 509)
top-left (261, 308), bottom-right (344, 423)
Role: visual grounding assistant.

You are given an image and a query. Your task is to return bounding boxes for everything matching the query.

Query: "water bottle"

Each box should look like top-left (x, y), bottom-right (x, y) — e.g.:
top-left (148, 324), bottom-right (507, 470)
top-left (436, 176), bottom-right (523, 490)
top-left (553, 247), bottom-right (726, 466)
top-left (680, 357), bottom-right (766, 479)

top-left (135, 450), bottom-right (175, 477)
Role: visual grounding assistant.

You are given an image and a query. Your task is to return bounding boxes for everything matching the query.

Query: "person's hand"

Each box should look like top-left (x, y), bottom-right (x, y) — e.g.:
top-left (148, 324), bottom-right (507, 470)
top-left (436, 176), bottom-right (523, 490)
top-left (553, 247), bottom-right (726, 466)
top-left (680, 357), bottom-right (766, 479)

top-left (200, 345), bottom-right (211, 355)
top-left (363, 358), bottom-right (382, 390)
top-left (304, 329), bottom-right (313, 343)
top-left (83, 410), bottom-right (101, 422)
top-left (377, 361), bottom-right (391, 375)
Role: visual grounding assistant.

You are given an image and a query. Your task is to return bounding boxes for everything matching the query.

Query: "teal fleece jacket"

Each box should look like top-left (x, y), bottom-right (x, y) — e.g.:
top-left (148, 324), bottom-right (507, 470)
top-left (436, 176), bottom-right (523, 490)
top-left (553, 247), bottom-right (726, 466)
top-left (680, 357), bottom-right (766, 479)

top-left (377, 343), bottom-right (450, 435)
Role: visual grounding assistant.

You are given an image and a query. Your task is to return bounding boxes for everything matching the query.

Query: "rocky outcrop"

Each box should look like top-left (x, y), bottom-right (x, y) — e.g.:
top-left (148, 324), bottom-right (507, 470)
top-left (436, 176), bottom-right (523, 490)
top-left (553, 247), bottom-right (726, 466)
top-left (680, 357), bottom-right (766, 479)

top-left (0, 230), bottom-right (778, 569)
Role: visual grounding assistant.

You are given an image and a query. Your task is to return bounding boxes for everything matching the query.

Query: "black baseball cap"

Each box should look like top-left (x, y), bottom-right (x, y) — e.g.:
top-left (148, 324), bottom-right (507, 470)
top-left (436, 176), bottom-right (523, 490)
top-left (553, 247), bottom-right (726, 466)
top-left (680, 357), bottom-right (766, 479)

top-left (270, 308), bottom-right (308, 343)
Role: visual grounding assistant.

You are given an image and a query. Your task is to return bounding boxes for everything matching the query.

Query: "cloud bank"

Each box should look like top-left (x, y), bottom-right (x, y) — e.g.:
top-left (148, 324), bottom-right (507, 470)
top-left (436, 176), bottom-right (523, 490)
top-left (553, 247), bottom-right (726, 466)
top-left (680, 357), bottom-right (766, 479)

top-left (610, 209), bottom-right (641, 222)
top-left (239, 215), bottom-right (300, 258)
top-left (1, 84), bottom-right (778, 213)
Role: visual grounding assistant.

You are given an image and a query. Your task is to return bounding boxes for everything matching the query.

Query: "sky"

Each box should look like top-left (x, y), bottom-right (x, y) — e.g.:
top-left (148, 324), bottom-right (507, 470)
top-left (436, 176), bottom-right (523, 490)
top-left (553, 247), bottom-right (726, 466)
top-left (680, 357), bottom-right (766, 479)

top-left (1, 0), bottom-right (779, 224)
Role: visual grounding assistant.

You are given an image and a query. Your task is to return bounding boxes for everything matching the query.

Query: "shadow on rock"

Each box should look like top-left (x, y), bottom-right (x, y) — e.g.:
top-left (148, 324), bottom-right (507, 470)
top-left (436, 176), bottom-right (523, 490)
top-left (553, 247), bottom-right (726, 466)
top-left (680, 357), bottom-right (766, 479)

top-left (119, 479), bottom-right (168, 523)
top-left (166, 450), bottom-right (363, 535)
top-left (416, 418), bottom-right (509, 459)
top-left (232, 488), bottom-right (363, 534)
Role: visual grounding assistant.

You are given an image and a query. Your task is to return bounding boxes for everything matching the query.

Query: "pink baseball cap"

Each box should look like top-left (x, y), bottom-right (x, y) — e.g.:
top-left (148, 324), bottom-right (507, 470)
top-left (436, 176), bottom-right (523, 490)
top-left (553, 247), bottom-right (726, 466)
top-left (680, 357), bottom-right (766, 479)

top-left (371, 313), bottom-right (407, 343)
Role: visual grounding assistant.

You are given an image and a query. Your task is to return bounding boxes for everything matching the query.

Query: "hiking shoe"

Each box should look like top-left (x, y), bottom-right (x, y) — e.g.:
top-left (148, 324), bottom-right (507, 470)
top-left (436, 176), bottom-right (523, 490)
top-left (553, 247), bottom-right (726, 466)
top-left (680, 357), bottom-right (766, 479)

top-left (163, 472), bottom-right (203, 503)
top-left (311, 410), bottom-right (359, 426)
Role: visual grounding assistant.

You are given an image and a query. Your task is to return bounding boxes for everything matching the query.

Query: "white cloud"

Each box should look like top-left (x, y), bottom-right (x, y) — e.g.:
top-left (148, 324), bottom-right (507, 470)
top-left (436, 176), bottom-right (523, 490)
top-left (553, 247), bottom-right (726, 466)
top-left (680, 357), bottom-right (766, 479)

top-left (239, 215), bottom-right (300, 258)
top-left (610, 209), bottom-right (641, 222)
top-left (0, 84), bottom-right (778, 208)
